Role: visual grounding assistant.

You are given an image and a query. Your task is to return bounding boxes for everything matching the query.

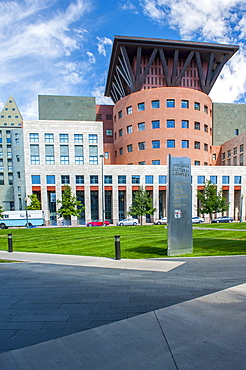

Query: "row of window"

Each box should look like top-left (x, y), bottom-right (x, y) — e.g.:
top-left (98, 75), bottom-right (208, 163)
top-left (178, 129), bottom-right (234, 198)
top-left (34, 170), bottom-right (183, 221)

top-left (30, 174), bottom-right (242, 186)
top-left (117, 140), bottom-right (210, 152)
top-left (31, 174), bottom-right (168, 185)
top-left (222, 144), bottom-right (244, 160)
top-left (29, 133), bottom-right (97, 144)
top-left (30, 144), bottom-right (98, 165)
top-left (197, 175), bottom-right (242, 184)
top-left (117, 120), bottom-right (209, 137)
top-left (117, 99), bottom-right (210, 120)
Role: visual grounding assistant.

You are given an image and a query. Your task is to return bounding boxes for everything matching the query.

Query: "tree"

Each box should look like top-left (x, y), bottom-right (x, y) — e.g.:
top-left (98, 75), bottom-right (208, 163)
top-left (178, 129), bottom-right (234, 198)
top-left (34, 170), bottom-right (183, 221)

top-left (26, 194), bottom-right (41, 210)
top-left (0, 205), bottom-right (4, 218)
top-left (128, 186), bottom-right (156, 225)
top-left (57, 185), bottom-right (85, 221)
top-left (197, 180), bottom-right (229, 222)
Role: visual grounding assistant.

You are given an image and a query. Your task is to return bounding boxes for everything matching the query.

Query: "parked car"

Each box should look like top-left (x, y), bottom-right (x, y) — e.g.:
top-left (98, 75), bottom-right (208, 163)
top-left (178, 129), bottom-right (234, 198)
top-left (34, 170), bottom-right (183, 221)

top-left (117, 218), bottom-right (139, 226)
top-left (192, 216), bottom-right (205, 224)
top-left (211, 216), bottom-right (234, 223)
top-left (154, 217), bottom-right (168, 225)
top-left (86, 220), bottom-right (110, 227)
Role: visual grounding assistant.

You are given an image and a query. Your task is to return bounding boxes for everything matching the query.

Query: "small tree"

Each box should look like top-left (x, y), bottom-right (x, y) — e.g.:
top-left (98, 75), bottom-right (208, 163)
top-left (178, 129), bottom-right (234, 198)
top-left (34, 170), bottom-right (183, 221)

top-left (26, 194), bottom-right (41, 210)
top-left (128, 186), bottom-right (156, 225)
top-left (57, 185), bottom-right (85, 222)
top-left (0, 205), bottom-right (4, 218)
top-left (197, 180), bottom-right (229, 222)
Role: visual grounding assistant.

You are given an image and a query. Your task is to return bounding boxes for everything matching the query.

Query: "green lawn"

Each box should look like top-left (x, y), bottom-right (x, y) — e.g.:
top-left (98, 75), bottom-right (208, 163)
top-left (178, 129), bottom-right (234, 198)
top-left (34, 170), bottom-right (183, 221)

top-left (0, 224), bottom-right (246, 258)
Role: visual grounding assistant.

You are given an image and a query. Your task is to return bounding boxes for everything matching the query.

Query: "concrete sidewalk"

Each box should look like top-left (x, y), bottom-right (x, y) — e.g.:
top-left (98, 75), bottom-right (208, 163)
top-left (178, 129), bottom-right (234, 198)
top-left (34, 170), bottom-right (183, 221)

top-left (0, 283), bottom-right (245, 369)
top-left (0, 252), bottom-right (245, 369)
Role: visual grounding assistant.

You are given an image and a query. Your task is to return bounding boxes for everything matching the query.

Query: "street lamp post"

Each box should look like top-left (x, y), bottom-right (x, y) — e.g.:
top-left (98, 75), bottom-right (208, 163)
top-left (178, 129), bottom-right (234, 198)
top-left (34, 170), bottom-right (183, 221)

top-left (100, 154), bottom-right (105, 224)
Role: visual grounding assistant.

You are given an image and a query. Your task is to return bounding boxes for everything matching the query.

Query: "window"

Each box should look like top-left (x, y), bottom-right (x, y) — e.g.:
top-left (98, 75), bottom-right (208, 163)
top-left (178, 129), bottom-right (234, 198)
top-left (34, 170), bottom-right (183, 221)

top-left (0, 173), bottom-right (4, 185)
top-left (118, 110), bottom-right (122, 119)
top-left (240, 144), bottom-right (244, 152)
top-left (182, 140), bottom-right (189, 148)
top-left (119, 147), bottom-right (123, 155)
top-left (210, 176), bottom-right (217, 184)
top-left (104, 152), bottom-right (109, 159)
top-left (126, 106), bottom-right (132, 115)
top-left (233, 156), bottom-right (237, 166)
top-left (194, 161), bottom-right (200, 166)
top-left (31, 175), bottom-right (40, 184)
top-left (228, 150), bottom-right (231, 158)
top-left (159, 175), bottom-right (166, 184)
top-left (45, 145), bottom-right (55, 164)
top-left (167, 120), bottom-right (175, 128)
top-left (127, 144), bottom-right (133, 153)
top-left (45, 175), bottom-right (55, 185)
top-left (194, 141), bottom-right (200, 150)
top-left (75, 145), bottom-right (84, 164)
top-left (30, 133), bottom-right (39, 142)
top-left (152, 140), bottom-right (160, 149)
top-left (138, 122), bottom-right (145, 131)
top-left (151, 100), bottom-right (160, 109)
top-left (132, 175), bottom-right (140, 184)
top-left (76, 175), bottom-right (84, 184)
top-left (106, 114), bottom-right (112, 120)
top-left (194, 102), bottom-right (200, 110)
top-left (234, 147), bottom-right (237, 155)
top-left (235, 129), bottom-right (239, 135)
top-left (194, 122), bottom-right (200, 130)
top-left (59, 134), bottom-right (69, 143)
top-left (119, 129), bottom-right (123, 137)
top-left (204, 105), bottom-right (208, 114)
top-left (16, 155), bottom-right (20, 162)
top-left (104, 175), bottom-right (112, 184)
top-left (240, 153), bottom-right (244, 166)
top-left (204, 124), bottom-right (208, 133)
top-left (222, 176), bottom-right (229, 184)
top-left (138, 102), bottom-right (145, 111)
top-left (127, 125), bottom-right (132, 134)
top-left (234, 176), bottom-right (241, 184)
top-left (118, 175), bottom-right (126, 184)
top-left (8, 173), bottom-right (13, 185)
top-left (61, 175), bottom-right (70, 184)
top-left (222, 152), bottom-right (225, 160)
top-left (197, 176), bottom-right (205, 184)
top-left (139, 161), bottom-right (145, 165)
top-left (45, 133), bottom-right (54, 143)
top-left (89, 134), bottom-right (98, 143)
top-left (204, 143), bottom-right (208, 151)
top-left (152, 120), bottom-right (160, 129)
top-left (138, 142), bottom-right (145, 150)
top-left (228, 158), bottom-right (231, 165)
top-left (30, 144), bottom-right (40, 164)
top-left (89, 145), bottom-right (98, 165)
top-left (60, 145), bottom-right (69, 164)
top-left (182, 120), bottom-right (189, 128)
top-left (90, 175), bottom-right (98, 184)
top-left (152, 160), bottom-right (160, 165)
top-left (74, 134), bottom-right (83, 143)
top-left (166, 99), bottom-right (175, 108)
top-left (181, 100), bottom-right (189, 108)
top-left (145, 175), bottom-right (153, 184)
top-left (106, 129), bottom-right (113, 136)
top-left (167, 140), bottom-right (175, 148)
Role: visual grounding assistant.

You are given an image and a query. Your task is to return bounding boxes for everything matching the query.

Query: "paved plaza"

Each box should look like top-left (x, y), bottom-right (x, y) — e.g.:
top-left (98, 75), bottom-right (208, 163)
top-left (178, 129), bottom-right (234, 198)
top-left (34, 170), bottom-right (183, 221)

top-left (0, 252), bottom-right (245, 369)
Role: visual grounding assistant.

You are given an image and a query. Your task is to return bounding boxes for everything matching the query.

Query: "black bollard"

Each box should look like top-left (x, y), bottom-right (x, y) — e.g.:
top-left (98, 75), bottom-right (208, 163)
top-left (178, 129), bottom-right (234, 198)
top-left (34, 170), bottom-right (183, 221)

top-left (8, 233), bottom-right (13, 253)
top-left (114, 235), bottom-right (121, 260)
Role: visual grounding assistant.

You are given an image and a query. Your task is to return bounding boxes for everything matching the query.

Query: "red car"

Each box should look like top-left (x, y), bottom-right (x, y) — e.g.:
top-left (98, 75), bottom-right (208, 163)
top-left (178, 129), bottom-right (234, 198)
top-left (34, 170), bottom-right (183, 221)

top-left (86, 220), bottom-right (110, 227)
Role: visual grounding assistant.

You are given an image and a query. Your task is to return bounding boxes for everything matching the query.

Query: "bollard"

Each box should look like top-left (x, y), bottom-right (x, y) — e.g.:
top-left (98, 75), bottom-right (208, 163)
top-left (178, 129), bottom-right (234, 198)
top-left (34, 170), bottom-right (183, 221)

top-left (114, 235), bottom-right (121, 260)
top-left (8, 233), bottom-right (13, 253)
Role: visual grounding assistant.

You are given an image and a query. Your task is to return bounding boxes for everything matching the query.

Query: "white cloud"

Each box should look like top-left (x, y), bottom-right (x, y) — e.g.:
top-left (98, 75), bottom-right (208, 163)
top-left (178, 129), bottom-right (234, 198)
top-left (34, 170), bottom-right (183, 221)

top-left (96, 37), bottom-right (113, 57)
top-left (92, 85), bottom-right (114, 105)
top-left (86, 51), bottom-right (96, 64)
top-left (119, 1), bottom-right (139, 13)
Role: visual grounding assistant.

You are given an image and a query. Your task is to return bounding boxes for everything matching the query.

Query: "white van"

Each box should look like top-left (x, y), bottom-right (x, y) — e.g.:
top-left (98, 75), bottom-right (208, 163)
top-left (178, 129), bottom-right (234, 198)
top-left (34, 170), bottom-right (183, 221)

top-left (0, 210), bottom-right (45, 229)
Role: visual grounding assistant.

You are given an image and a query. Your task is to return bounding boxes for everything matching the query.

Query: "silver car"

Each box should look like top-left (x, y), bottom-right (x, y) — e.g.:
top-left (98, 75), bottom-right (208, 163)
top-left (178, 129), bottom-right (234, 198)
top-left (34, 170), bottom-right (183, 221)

top-left (154, 217), bottom-right (168, 225)
top-left (117, 218), bottom-right (139, 226)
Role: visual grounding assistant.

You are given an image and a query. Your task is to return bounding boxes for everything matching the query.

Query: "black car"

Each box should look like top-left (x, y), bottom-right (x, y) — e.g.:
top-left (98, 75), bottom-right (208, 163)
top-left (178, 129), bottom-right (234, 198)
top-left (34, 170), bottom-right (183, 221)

top-left (211, 216), bottom-right (233, 223)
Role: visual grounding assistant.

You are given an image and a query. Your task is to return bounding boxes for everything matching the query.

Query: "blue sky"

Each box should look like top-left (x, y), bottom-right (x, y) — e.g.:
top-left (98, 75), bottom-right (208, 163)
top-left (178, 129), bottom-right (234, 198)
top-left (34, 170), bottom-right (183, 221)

top-left (0, 0), bottom-right (246, 119)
